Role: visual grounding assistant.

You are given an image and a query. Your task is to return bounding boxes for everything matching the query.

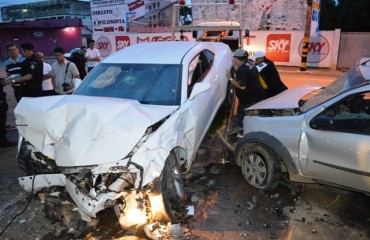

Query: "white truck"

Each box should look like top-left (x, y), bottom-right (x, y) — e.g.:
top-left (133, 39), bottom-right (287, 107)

top-left (171, 2), bottom-right (245, 51)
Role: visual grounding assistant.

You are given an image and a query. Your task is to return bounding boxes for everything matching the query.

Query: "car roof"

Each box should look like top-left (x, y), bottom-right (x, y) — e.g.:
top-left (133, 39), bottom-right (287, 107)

top-left (102, 41), bottom-right (201, 64)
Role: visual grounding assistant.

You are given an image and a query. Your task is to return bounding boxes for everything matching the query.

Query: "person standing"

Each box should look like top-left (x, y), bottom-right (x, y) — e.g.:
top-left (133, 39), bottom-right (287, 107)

top-left (70, 46), bottom-right (87, 79)
top-left (0, 79), bottom-right (16, 147)
top-left (253, 50), bottom-right (287, 98)
top-left (4, 43), bottom-right (25, 102)
top-left (45, 47), bottom-right (79, 95)
top-left (1, 42), bottom-right (43, 99)
top-left (35, 52), bottom-right (55, 96)
top-left (85, 40), bottom-right (101, 72)
top-left (230, 49), bottom-right (265, 128)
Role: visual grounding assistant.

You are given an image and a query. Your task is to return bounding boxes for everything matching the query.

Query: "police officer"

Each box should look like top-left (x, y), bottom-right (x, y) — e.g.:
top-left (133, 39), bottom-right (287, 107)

top-left (0, 42), bottom-right (43, 99)
top-left (230, 49), bottom-right (265, 128)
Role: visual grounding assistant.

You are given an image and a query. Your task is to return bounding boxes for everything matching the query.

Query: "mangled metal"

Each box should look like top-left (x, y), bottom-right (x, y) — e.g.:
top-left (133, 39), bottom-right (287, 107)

top-left (15, 41), bottom-right (233, 232)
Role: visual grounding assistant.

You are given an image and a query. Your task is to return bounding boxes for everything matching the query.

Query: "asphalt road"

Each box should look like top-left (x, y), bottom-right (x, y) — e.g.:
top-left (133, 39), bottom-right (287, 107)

top-left (1, 62), bottom-right (369, 240)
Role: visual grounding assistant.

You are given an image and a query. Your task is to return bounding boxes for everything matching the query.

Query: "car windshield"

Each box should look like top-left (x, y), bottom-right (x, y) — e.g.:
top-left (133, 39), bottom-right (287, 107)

top-left (300, 66), bottom-right (368, 112)
top-left (74, 63), bottom-right (182, 106)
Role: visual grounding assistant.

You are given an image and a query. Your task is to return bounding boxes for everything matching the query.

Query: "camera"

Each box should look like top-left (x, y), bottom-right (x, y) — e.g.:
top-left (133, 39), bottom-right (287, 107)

top-left (62, 82), bottom-right (72, 92)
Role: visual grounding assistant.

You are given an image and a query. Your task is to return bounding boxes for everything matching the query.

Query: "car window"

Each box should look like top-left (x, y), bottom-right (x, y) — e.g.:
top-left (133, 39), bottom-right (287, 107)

top-left (74, 63), bottom-right (182, 106)
top-left (310, 91), bottom-right (370, 135)
top-left (301, 66), bottom-right (368, 112)
top-left (187, 50), bottom-right (213, 96)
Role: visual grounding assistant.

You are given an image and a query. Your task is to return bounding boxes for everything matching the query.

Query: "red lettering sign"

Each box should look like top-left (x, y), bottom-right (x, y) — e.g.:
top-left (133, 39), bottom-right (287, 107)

top-left (96, 36), bottom-right (112, 57)
top-left (298, 35), bottom-right (330, 63)
top-left (116, 36), bottom-right (131, 51)
top-left (265, 34), bottom-right (291, 62)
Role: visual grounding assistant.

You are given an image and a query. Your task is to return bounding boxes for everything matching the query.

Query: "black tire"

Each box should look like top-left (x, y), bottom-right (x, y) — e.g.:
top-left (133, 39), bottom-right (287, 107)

top-left (160, 152), bottom-right (187, 223)
top-left (235, 142), bottom-right (281, 191)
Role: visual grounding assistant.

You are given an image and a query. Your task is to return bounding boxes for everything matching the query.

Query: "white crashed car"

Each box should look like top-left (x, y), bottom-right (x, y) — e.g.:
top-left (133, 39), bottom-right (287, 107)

top-left (16, 41), bottom-right (232, 229)
top-left (235, 57), bottom-right (370, 194)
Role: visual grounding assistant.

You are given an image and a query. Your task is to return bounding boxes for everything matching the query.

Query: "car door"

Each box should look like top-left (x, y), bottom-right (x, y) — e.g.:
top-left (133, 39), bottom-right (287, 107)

top-left (187, 50), bottom-right (216, 150)
top-left (300, 90), bottom-right (370, 192)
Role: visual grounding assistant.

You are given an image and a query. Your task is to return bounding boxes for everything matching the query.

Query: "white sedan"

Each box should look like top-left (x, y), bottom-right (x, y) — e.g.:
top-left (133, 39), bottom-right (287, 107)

top-left (16, 41), bottom-right (232, 230)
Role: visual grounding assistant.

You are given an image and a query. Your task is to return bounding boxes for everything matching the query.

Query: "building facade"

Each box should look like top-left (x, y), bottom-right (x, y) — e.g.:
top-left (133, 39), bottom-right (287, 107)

top-left (0, 18), bottom-right (83, 58)
top-left (0, 0), bottom-right (92, 54)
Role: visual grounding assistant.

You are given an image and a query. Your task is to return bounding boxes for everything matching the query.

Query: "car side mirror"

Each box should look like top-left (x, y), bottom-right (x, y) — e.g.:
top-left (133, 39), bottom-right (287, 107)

top-left (73, 78), bottom-right (82, 90)
top-left (189, 82), bottom-right (211, 101)
top-left (310, 115), bottom-right (334, 129)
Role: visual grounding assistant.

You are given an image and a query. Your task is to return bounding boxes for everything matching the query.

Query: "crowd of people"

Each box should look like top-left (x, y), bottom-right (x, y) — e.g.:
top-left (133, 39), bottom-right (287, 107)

top-left (0, 40), bottom-right (101, 147)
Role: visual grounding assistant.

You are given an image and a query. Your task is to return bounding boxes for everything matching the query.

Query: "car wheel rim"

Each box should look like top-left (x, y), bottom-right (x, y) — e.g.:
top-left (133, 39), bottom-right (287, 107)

top-left (243, 153), bottom-right (267, 186)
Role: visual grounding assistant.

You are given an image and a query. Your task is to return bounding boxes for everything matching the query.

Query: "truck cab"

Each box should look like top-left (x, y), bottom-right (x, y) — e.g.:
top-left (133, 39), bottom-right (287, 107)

top-left (193, 21), bottom-right (241, 51)
top-left (171, 2), bottom-right (244, 52)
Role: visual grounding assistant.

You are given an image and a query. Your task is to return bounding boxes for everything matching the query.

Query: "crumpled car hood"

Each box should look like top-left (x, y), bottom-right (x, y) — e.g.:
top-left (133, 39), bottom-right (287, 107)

top-left (247, 82), bottom-right (323, 110)
top-left (15, 95), bottom-right (177, 166)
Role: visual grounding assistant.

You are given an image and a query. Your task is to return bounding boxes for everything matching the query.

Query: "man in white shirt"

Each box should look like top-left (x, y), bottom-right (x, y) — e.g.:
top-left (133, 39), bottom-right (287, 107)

top-left (45, 47), bottom-right (79, 95)
top-left (36, 52), bottom-right (55, 96)
top-left (85, 40), bottom-right (101, 72)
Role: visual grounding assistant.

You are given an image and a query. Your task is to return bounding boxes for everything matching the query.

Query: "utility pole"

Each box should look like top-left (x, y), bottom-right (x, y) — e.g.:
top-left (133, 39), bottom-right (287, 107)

top-left (300, 0), bottom-right (313, 71)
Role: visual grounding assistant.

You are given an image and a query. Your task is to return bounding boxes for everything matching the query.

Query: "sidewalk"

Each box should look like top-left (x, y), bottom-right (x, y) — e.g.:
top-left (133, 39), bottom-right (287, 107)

top-left (277, 66), bottom-right (346, 77)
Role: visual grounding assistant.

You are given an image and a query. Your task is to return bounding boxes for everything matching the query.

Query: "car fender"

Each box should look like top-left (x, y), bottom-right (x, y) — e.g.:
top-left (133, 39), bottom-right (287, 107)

top-left (237, 131), bottom-right (298, 177)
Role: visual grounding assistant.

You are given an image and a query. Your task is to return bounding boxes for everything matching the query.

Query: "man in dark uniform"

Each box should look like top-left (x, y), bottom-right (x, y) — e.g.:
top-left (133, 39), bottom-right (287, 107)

top-left (70, 46), bottom-right (87, 80)
top-left (1, 42), bottom-right (43, 99)
top-left (229, 49), bottom-right (265, 128)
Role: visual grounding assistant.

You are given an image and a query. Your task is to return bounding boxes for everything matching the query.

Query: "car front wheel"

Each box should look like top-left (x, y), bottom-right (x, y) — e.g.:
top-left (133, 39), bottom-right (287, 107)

top-left (236, 142), bottom-right (281, 191)
top-left (160, 152), bottom-right (187, 223)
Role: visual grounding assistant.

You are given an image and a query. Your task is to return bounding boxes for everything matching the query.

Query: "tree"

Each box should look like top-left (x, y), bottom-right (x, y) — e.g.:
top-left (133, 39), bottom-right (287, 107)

top-left (319, 0), bottom-right (337, 30)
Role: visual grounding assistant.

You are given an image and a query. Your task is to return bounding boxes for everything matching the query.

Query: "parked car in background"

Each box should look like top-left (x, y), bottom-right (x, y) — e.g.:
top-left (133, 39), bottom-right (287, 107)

top-left (235, 57), bottom-right (370, 194)
top-left (64, 47), bottom-right (80, 60)
top-left (15, 41), bottom-right (233, 231)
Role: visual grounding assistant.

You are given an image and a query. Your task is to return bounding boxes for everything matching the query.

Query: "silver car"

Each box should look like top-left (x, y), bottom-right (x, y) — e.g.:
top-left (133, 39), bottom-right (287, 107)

top-left (235, 57), bottom-right (370, 194)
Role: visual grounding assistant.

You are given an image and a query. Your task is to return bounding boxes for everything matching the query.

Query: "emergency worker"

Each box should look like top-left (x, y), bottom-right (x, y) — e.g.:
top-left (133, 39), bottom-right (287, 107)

top-left (253, 50), bottom-right (287, 98)
top-left (230, 49), bottom-right (265, 128)
top-left (1, 42), bottom-right (43, 98)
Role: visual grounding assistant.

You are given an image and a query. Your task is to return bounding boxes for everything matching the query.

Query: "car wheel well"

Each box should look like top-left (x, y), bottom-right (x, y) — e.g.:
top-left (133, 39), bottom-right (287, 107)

top-left (237, 132), bottom-right (298, 175)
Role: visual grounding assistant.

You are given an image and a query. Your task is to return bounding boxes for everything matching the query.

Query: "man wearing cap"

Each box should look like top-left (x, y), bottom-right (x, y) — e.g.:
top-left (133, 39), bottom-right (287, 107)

top-left (253, 50), bottom-right (287, 98)
top-left (230, 49), bottom-right (265, 128)
top-left (1, 42), bottom-right (43, 99)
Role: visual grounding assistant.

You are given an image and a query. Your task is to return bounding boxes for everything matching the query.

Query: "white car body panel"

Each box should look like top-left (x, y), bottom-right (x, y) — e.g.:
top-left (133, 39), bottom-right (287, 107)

top-left (246, 82), bottom-right (322, 110)
top-left (15, 95), bottom-right (178, 167)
